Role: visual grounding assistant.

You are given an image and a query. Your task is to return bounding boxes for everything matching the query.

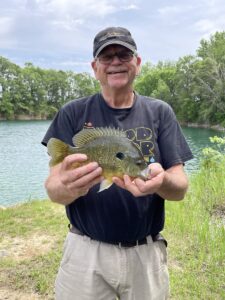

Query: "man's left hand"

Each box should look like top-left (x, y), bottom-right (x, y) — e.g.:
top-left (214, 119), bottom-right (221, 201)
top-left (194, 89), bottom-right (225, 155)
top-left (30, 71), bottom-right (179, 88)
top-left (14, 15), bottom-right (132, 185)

top-left (113, 163), bottom-right (165, 197)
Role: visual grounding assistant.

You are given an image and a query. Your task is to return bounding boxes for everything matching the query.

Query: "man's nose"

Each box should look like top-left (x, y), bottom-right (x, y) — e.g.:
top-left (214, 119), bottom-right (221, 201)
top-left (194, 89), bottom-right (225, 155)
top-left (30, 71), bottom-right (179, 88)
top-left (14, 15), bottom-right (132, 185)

top-left (111, 55), bottom-right (122, 64)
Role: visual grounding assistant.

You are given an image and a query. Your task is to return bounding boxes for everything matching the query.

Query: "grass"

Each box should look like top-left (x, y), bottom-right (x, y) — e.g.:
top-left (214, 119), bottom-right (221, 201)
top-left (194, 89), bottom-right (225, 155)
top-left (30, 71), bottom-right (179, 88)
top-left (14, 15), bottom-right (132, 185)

top-left (0, 161), bottom-right (225, 299)
top-left (164, 162), bottom-right (225, 299)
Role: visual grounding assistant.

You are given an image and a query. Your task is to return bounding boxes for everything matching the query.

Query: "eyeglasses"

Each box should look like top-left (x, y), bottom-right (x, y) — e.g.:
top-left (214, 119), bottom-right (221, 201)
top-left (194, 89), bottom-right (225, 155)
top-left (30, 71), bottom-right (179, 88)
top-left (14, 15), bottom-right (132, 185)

top-left (96, 51), bottom-right (136, 64)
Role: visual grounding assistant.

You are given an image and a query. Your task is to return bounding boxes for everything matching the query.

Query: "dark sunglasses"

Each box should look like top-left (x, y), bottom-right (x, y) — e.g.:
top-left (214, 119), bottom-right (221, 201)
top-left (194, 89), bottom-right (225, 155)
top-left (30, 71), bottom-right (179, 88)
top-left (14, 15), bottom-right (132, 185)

top-left (96, 51), bottom-right (136, 64)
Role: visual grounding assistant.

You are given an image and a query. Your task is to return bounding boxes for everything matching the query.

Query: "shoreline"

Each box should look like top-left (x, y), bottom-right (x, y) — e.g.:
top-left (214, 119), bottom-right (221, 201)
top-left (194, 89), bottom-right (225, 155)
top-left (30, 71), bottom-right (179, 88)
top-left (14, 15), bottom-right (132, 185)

top-left (180, 122), bottom-right (225, 132)
top-left (0, 116), bottom-right (225, 131)
top-left (0, 115), bottom-right (49, 121)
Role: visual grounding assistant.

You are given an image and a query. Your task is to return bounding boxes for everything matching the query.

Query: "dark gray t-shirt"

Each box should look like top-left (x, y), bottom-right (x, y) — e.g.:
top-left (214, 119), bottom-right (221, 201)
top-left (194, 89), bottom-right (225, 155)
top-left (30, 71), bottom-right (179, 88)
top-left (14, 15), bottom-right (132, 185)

top-left (42, 93), bottom-right (193, 243)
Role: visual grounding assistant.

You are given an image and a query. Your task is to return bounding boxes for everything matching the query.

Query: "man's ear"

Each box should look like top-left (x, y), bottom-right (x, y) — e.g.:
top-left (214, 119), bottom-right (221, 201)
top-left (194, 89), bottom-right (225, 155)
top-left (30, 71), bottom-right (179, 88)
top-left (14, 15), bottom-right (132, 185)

top-left (91, 60), bottom-right (98, 78)
top-left (136, 56), bottom-right (142, 76)
top-left (91, 60), bottom-right (97, 73)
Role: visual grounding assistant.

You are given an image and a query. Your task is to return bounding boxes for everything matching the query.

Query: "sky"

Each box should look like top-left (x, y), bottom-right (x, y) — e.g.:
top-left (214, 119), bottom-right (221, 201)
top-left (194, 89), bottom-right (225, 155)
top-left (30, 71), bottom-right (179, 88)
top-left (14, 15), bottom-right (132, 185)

top-left (0, 0), bottom-right (225, 75)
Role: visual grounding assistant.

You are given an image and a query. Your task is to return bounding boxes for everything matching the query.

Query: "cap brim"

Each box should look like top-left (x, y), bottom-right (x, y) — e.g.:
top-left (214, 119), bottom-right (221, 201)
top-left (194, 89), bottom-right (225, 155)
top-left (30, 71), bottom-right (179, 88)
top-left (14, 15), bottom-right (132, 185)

top-left (95, 40), bottom-right (137, 58)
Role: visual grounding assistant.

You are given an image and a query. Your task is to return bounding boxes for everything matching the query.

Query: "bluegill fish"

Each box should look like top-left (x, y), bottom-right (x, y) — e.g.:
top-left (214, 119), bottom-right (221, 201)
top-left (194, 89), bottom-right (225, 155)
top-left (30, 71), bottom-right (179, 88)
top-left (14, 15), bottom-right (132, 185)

top-left (47, 127), bottom-right (149, 192)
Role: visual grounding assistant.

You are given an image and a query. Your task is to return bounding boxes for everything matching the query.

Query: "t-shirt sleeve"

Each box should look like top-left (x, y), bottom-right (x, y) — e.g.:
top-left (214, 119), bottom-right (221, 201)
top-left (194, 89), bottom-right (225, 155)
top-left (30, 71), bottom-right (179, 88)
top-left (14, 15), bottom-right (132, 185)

top-left (158, 104), bottom-right (193, 169)
top-left (41, 107), bottom-right (76, 147)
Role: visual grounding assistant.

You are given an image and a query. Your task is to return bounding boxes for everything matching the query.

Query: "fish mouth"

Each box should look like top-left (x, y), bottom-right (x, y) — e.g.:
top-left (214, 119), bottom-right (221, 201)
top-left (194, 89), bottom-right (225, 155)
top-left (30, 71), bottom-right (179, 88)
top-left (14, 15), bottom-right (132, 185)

top-left (139, 167), bottom-right (150, 180)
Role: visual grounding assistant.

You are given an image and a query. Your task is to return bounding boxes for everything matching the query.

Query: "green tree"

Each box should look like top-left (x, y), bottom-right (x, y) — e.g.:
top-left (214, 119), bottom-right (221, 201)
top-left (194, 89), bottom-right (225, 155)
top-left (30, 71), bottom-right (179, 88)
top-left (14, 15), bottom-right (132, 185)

top-left (197, 31), bottom-right (225, 62)
top-left (0, 56), bottom-right (21, 118)
top-left (195, 32), bottom-right (225, 125)
top-left (175, 55), bottom-right (200, 122)
top-left (135, 61), bottom-right (177, 109)
top-left (67, 72), bottom-right (100, 99)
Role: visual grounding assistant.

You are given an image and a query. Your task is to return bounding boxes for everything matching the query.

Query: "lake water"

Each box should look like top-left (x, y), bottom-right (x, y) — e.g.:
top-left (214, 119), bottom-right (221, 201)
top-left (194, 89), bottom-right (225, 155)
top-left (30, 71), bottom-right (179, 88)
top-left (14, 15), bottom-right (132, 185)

top-left (0, 121), bottom-right (224, 207)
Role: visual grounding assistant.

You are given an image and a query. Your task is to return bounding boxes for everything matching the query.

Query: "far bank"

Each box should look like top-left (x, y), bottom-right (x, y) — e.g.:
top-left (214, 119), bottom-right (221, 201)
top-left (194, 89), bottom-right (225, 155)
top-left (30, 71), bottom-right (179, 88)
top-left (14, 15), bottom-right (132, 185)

top-left (1, 115), bottom-right (225, 132)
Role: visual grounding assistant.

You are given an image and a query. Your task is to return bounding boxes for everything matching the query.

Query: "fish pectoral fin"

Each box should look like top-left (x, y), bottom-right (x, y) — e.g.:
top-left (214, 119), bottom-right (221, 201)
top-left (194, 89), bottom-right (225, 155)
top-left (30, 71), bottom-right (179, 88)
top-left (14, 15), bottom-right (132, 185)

top-left (98, 179), bottom-right (113, 193)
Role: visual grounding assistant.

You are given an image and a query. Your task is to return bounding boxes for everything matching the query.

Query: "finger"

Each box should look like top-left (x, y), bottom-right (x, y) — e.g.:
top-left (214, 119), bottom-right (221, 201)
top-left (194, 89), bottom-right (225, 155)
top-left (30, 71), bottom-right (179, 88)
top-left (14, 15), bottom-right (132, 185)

top-left (62, 153), bottom-right (88, 170)
top-left (68, 178), bottom-right (102, 198)
top-left (135, 172), bottom-right (164, 194)
top-left (151, 171), bottom-right (165, 181)
top-left (134, 178), bottom-right (151, 193)
top-left (71, 167), bottom-right (103, 188)
top-left (123, 175), bottom-right (142, 196)
top-left (112, 177), bottom-right (126, 189)
top-left (62, 162), bottom-right (100, 184)
top-left (148, 163), bottom-right (164, 179)
top-left (68, 174), bottom-right (103, 197)
top-left (87, 175), bottom-right (104, 190)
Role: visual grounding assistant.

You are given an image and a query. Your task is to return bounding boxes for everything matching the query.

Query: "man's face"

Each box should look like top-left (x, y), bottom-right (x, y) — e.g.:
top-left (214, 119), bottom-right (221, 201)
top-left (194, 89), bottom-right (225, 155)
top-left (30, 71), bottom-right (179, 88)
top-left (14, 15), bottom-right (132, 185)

top-left (91, 45), bottom-right (141, 91)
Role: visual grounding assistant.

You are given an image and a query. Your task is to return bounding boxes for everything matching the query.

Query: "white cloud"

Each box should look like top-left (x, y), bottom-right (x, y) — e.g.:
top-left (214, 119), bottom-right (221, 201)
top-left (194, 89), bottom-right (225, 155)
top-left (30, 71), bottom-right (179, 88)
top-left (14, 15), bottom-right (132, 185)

top-left (192, 0), bottom-right (225, 39)
top-left (0, 17), bottom-right (13, 35)
top-left (27, 0), bottom-right (118, 18)
top-left (0, 16), bottom-right (16, 48)
top-left (158, 5), bottom-right (183, 15)
top-left (193, 18), bottom-right (225, 40)
top-left (195, 19), bottom-right (216, 33)
top-left (123, 4), bottom-right (139, 10)
top-left (51, 18), bottom-right (84, 31)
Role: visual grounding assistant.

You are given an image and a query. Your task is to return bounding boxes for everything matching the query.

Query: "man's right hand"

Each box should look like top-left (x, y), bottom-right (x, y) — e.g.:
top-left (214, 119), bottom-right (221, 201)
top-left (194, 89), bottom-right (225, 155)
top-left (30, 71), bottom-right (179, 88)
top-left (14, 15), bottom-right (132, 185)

top-left (45, 154), bottom-right (103, 205)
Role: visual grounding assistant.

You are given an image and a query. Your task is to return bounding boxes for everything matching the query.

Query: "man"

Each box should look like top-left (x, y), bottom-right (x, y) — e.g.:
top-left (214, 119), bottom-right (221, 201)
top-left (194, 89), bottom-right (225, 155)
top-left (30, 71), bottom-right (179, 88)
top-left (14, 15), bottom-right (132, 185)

top-left (42, 27), bottom-right (193, 300)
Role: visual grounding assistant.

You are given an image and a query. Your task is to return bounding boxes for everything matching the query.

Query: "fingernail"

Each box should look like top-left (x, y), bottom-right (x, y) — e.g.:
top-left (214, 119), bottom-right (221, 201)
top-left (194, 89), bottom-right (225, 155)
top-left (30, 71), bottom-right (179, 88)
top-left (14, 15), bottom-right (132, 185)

top-left (91, 162), bottom-right (99, 169)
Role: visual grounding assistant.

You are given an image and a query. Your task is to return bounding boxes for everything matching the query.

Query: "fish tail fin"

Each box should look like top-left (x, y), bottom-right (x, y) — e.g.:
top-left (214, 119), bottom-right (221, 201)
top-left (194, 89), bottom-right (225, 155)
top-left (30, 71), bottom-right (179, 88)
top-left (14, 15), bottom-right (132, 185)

top-left (47, 138), bottom-right (71, 167)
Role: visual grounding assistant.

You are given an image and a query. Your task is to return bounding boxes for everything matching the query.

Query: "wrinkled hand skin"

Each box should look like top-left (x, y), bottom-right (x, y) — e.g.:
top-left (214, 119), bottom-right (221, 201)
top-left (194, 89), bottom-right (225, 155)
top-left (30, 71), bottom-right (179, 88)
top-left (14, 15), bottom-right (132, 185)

top-left (45, 154), bottom-right (103, 205)
top-left (113, 163), bottom-right (165, 197)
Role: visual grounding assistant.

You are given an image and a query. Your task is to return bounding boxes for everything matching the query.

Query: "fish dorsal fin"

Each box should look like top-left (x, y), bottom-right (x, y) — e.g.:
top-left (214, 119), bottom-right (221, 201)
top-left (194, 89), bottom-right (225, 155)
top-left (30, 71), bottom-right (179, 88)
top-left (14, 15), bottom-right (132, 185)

top-left (72, 127), bottom-right (126, 147)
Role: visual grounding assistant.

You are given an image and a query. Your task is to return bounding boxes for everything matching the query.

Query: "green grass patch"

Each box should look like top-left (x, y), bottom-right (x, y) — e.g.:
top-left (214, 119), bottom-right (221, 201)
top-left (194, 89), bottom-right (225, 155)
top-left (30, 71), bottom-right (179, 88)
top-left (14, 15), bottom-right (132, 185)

top-left (164, 161), bottom-right (225, 300)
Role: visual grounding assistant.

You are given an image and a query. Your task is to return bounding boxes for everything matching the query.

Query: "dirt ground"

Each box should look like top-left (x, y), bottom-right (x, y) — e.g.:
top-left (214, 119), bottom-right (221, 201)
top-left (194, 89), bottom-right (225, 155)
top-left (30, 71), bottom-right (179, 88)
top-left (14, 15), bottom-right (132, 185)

top-left (0, 233), bottom-right (55, 300)
top-left (0, 289), bottom-right (46, 300)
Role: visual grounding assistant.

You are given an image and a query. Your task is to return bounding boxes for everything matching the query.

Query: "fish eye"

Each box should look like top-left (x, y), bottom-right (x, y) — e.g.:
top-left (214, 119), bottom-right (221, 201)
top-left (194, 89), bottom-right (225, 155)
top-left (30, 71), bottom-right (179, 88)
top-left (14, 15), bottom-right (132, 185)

top-left (116, 152), bottom-right (125, 160)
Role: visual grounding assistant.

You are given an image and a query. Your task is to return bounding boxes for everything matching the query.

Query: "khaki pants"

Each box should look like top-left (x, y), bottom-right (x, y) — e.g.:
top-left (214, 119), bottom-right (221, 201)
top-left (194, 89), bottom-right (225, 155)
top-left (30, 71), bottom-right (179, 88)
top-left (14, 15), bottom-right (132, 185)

top-left (55, 232), bottom-right (169, 300)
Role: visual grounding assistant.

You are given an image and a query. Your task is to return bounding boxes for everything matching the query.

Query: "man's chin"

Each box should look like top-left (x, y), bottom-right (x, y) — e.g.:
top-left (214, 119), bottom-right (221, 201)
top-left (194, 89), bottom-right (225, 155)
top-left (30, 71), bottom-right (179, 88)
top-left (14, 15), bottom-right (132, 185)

top-left (107, 79), bottom-right (128, 89)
